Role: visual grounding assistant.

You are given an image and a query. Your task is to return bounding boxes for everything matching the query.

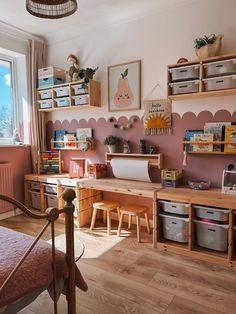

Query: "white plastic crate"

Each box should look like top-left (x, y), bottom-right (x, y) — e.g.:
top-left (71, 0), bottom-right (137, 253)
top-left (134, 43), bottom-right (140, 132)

top-left (46, 194), bottom-right (58, 208)
top-left (38, 99), bottom-right (53, 109)
top-left (38, 89), bottom-right (52, 100)
top-left (159, 213), bottom-right (189, 243)
top-left (55, 97), bottom-right (70, 107)
top-left (31, 192), bottom-right (41, 210)
top-left (72, 95), bottom-right (89, 106)
top-left (159, 200), bottom-right (189, 215)
top-left (194, 219), bottom-right (228, 252)
top-left (203, 75), bottom-right (236, 91)
top-left (38, 67), bottom-right (65, 79)
top-left (169, 64), bottom-right (199, 82)
top-left (54, 86), bottom-right (70, 98)
top-left (193, 205), bottom-right (229, 222)
top-left (45, 184), bottom-right (57, 194)
top-left (72, 84), bottom-right (88, 95)
top-left (204, 58), bottom-right (236, 78)
top-left (169, 80), bottom-right (199, 95)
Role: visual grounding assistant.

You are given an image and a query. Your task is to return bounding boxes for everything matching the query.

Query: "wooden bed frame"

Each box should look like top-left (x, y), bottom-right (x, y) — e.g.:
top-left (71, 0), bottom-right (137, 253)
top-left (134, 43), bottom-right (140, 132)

top-left (0, 188), bottom-right (77, 314)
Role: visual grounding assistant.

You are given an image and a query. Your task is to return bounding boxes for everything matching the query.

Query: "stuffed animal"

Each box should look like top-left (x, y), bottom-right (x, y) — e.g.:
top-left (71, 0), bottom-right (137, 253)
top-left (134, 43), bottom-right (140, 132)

top-left (66, 54), bottom-right (80, 82)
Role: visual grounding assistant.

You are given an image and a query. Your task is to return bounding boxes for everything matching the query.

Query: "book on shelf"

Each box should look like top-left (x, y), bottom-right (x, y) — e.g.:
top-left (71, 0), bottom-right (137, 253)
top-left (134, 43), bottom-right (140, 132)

top-left (204, 122), bottom-right (231, 152)
top-left (54, 130), bottom-right (66, 148)
top-left (224, 125), bottom-right (236, 152)
top-left (64, 133), bottom-right (76, 147)
top-left (192, 133), bottom-right (214, 152)
top-left (185, 130), bottom-right (204, 151)
top-left (76, 128), bottom-right (92, 141)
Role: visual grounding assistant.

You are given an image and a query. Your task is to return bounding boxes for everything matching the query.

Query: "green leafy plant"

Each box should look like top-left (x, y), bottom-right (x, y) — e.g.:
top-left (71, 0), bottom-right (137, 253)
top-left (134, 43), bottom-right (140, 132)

top-left (194, 34), bottom-right (216, 49)
top-left (79, 67), bottom-right (99, 83)
top-left (103, 135), bottom-right (121, 146)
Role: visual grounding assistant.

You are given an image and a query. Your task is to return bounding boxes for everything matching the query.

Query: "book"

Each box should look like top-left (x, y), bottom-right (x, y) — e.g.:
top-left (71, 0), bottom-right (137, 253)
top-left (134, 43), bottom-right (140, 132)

top-left (192, 133), bottom-right (214, 152)
top-left (54, 130), bottom-right (66, 148)
top-left (64, 133), bottom-right (76, 148)
top-left (224, 125), bottom-right (236, 152)
top-left (204, 122), bottom-right (231, 152)
top-left (185, 130), bottom-right (204, 151)
top-left (76, 128), bottom-right (92, 141)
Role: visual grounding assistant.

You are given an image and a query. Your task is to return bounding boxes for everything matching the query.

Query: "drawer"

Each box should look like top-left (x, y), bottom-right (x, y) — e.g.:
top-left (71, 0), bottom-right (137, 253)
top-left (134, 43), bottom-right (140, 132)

top-left (29, 181), bottom-right (40, 191)
top-left (38, 89), bottom-right (52, 100)
top-left (46, 194), bottom-right (58, 208)
top-left (160, 213), bottom-right (189, 243)
top-left (45, 184), bottom-right (57, 194)
top-left (72, 84), bottom-right (88, 95)
top-left (204, 58), bottom-right (236, 78)
top-left (193, 205), bottom-right (229, 222)
top-left (38, 99), bottom-right (53, 109)
top-left (203, 75), bottom-right (236, 91)
top-left (54, 86), bottom-right (70, 97)
top-left (169, 64), bottom-right (200, 82)
top-left (72, 95), bottom-right (89, 106)
top-left (31, 192), bottom-right (41, 210)
top-left (55, 97), bottom-right (70, 107)
top-left (169, 80), bottom-right (199, 95)
top-left (159, 200), bottom-right (189, 215)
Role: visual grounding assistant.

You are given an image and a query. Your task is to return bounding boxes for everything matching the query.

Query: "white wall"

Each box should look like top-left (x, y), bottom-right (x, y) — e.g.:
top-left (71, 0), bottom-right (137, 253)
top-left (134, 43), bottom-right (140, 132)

top-left (47, 0), bottom-right (236, 122)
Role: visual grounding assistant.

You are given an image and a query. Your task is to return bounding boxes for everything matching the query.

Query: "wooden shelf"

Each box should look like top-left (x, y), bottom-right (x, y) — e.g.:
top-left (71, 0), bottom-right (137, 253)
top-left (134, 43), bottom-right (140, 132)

top-left (168, 88), bottom-right (236, 100)
top-left (38, 104), bottom-right (98, 112)
top-left (50, 138), bottom-right (94, 151)
top-left (182, 140), bottom-right (236, 155)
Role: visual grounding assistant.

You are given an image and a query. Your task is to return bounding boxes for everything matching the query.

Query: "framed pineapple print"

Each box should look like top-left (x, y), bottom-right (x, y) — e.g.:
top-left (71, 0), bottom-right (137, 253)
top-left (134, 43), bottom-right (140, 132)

top-left (108, 60), bottom-right (141, 112)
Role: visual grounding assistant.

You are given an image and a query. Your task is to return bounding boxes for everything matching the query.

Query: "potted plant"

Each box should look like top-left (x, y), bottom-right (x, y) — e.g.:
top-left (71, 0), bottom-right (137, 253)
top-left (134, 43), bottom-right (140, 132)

top-left (194, 34), bottom-right (223, 60)
top-left (103, 135), bottom-right (121, 153)
top-left (79, 67), bottom-right (99, 84)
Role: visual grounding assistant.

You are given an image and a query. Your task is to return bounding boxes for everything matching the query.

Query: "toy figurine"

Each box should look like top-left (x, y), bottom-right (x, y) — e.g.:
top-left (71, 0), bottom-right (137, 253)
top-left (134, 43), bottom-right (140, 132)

top-left (66, 54), bottom-right (80, 82)
top-left (123, 140), bottom-right (131, 154)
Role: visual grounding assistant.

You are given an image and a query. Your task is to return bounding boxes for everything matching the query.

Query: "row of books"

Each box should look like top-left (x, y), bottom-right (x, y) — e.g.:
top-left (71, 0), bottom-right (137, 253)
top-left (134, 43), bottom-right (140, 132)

top-left (185, 122), bottom-right (236, 152)
top-left (54, 128), bottom-right (92, 149)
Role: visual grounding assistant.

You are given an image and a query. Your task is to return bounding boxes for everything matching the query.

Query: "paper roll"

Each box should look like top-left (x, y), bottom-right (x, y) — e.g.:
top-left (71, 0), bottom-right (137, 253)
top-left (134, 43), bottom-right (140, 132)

top-left (110, 158), bottom-right (151, 182)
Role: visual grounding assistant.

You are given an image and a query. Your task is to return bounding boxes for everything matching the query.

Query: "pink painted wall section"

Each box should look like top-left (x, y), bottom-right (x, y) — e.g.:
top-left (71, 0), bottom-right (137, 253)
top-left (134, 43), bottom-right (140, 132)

top-left (0, 146), bottom-right (32, 207)
top-left (47, 110), bottom-right (236, 188)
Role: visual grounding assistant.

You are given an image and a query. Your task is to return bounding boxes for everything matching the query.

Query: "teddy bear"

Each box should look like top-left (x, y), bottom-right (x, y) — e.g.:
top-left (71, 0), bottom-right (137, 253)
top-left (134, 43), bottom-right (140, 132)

top-left (66, 54), bottom-right (80, 82)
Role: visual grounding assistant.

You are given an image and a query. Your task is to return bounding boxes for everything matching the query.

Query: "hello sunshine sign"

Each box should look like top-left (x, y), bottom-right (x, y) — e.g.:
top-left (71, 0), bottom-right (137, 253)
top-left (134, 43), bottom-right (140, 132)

top-left (144, 99), bottom-right (172, 135)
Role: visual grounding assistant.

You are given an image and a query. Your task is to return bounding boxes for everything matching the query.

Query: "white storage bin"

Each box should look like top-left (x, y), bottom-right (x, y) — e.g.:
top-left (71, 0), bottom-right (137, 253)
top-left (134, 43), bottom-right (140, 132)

top-left (38, 99), bottom-right (53, 109)
top-left (31, 192), bottom-right (40, 210)
top-left (203, 75), bottom-right (236, 91)
top-left (169, 80), bottom-right (199, 95)
top-left (30, 181), bottom-right (40, 191)
top-left (159, 200), bottom-right (189, 215)
top-left (193, 205), bottom-right (229, 222)
top-left (55, 97), bottom-right (70, 107)
top-left (194, 219), bottom-right (228, 252)
top-left (38, 67), bottom-right (65, 79)
top-left (54, 86), bottom-right (70, 98)
top-left (38, 89), bottom-right (52, 100)
top-left (169, 64), bottom-right (199, 82)
top-left (159, 213), bottom-right (189, 243)
top-left (46, 194), bottom-right (58, 208)
top-left (45, 184), bottom-right (57, 194)
top-left (204, 58), bottom-right (236, 78)
top-left (72, 95), bottom-right (89, 106)
top-left (72, 84), bottom-right (88, 95)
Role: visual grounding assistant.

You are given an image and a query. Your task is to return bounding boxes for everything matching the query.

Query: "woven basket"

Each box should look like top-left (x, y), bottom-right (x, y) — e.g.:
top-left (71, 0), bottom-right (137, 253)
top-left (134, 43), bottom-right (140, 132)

top-left (196, 35), bottom-right (223, 60)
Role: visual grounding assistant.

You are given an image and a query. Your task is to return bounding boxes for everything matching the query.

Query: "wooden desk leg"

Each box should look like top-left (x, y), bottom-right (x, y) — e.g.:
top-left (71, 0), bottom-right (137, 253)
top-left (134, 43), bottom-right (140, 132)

top-left (153, 192), bottom-right (157, 248)
top-left (188, 204), bottom-right (194, 251)
top-left (228, 210), bottom-right (233, 263)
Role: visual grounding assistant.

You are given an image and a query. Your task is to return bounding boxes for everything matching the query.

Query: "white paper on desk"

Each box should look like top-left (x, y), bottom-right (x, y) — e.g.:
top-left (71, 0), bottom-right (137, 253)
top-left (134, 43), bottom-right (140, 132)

top-left (110, 158), bottom-right (151, 182)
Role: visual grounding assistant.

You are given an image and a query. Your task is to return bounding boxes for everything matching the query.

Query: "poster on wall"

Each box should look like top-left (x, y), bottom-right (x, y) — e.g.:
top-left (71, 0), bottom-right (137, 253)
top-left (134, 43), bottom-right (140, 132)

top-left (108, 60), bottom-right (141, 112)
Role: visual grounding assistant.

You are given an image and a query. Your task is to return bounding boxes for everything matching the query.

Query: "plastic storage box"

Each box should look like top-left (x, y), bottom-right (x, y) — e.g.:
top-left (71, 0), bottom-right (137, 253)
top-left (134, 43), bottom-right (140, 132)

top-left (161, 168), bottom-right (183, 181)
top-left (54, 86), bottom-right (70, 98)
top-left (38, 89), bottom-right (52, 100)
top-left (194, 219), bottom-right (228, 251)
top-left (193, 205), bottom-right (229, 222)
top-left (159, 200), bottom-right (189, 215)
top-left (72, 84), bottom-right (88, 95)
top-left (203, 75), bottom-right (236, 91)
top-left (169, 64), bottom-right (200, 82)
top-left (38, 67), bottom-right (65, 79)
top-left (31, 192), bottom-right (40, 210)
top-left (169, 80), bottom-right (199, 95)
top-left (46, 194), bottom-right (58, 208)
top-left (72, 95), bottom-right (89, 106)
top-left (45, 184), bottom-right (57, 194)
top-left (204, 58), bottom-right (236, 78)
top-left (38, 99), bottom-right (53, 109)
top-left (55, 97), bottom-right (70, 107)
top-left (159, 213), bottom-right (189, 243)
top-left (38, 76), bottom-right (65, 88)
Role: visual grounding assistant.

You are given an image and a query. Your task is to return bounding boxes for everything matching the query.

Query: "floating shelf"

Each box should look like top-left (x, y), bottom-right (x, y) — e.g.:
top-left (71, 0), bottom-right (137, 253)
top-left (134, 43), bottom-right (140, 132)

top-left (182, 140), bottom-right (236, 155)
top-left (50, 138), bottom-right (94, 151)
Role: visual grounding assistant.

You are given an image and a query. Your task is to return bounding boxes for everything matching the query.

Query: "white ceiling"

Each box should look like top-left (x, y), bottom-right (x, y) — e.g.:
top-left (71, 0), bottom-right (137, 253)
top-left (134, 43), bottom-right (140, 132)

top-left (0, 0), bottom-right (192, 44)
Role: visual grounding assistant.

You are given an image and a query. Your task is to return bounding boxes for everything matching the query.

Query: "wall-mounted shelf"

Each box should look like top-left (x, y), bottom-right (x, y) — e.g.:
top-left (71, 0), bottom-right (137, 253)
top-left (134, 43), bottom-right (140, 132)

top-left (50, 138), bottom-right (94, 151)
top-left (105, 153), bottom-right (163, 169)
top-left (182, 140), bottom-right (236, 155)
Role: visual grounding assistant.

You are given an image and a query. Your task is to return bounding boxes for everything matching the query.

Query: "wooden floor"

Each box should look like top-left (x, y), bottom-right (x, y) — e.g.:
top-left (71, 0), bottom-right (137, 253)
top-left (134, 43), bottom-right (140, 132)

top-left (1, 215), bottom-right (236, 314)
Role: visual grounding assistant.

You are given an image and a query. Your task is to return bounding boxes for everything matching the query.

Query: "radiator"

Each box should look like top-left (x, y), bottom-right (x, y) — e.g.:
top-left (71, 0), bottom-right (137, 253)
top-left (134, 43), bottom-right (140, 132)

top-left (0, 163), bottom-right (14, 213)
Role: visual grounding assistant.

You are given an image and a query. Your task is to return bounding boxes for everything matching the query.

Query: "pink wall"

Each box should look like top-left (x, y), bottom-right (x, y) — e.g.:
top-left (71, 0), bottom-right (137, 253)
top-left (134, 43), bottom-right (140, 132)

top-left (0, 146), bottom-right (32, 208)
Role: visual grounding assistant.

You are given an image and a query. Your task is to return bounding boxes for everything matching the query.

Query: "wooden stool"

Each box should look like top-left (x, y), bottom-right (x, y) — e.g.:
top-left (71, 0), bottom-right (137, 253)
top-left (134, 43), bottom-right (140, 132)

top-left (117, 205), bottom-right (151, 243)
top-left (90, 200), bottom-right (120, 235)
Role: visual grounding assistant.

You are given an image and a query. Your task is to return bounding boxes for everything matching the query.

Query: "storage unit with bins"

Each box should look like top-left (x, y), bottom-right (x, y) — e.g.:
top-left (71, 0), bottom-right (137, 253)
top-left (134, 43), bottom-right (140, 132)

top-left (167, 53), bottom-right (236, 100)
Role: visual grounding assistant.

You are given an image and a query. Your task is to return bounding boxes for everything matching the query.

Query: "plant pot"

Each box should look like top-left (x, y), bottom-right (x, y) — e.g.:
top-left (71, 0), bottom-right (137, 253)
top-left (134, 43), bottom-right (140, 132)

top-left (195, 35), bottom-right (223, 60)
top-left (107, 145), bottom-right (116, 153)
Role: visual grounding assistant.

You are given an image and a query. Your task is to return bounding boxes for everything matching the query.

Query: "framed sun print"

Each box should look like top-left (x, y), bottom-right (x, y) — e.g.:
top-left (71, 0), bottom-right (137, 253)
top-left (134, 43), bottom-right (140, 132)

top-left (108, 60), bottom-right (141, 112)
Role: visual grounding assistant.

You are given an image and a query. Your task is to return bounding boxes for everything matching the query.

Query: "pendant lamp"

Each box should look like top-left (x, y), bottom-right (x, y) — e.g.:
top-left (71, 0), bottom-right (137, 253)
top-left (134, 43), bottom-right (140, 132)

top-left (26, 0), bottom-right (78, 19)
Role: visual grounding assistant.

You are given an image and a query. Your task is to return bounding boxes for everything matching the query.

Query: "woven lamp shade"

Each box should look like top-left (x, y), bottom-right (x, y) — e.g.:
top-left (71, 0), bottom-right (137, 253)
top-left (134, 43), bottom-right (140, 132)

top-left (26, 0), bottom-right (78, 19)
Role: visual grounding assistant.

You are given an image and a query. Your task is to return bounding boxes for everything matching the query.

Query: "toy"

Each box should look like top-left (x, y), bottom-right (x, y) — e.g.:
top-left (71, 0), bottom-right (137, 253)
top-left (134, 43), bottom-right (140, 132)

top-left (222, 164), bottom-right (236, 194)
top-left (66, 54), bottom-right (80, 82)
top-left (123, 140), bottom-right (131, 154)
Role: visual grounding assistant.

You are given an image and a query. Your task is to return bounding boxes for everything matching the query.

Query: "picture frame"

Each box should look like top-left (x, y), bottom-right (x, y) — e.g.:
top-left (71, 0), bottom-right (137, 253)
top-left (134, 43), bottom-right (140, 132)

top-left (108, 60), bottom-right (141, 112)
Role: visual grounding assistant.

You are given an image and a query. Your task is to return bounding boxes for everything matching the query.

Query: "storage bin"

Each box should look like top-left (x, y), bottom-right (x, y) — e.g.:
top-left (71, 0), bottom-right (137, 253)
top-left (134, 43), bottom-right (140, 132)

top-left (169, 64), bottom-right (200, 82)
top-left (46, 194), bottom-right (58, 208)
top-left (203, 75), bottom-right (236, 91)
top-left (38, 67), bottom-right (65, 79)
top-left (193, 205), bottom-right (229, 222)
top-left (45, 184), bottom-right (57, 194)
top-left (204, 58), bottom-right (236, 78)
top-left (161, 178), bottom-right (182, 188)
top-left (161, 168), bottom-right (183, 181)
top-left (55, 97), bottom-right (70, 107)
top-left (38, 89), bottom-right (52, 100)
top-left (159, 200), bottom-right (189, 215)
top-left (72, 95), bottom-right (89, 106)
top-left (38, 76), bottom-right (65, 88)
top-left (30, 181), bottom-right (40, 191)
top-left (194, 219), bottom-right (228, 252)
top-left (31, 192), bottom-right (41, 210)
top-left (54, 86), bottom-right (70, 98)
top-left (169, 80), bottom-right (199, 95)
top-left (71, 84), bottom-right (88, 95)
top-left (159, 213), bottom-right (189, 243)
top-left (38, 99), bottom-right (53, 109)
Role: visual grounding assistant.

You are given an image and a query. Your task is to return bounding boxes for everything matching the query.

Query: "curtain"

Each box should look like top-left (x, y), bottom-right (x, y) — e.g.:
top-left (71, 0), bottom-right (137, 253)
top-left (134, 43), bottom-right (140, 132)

top-left (28, 39), bottom-right (47, 172)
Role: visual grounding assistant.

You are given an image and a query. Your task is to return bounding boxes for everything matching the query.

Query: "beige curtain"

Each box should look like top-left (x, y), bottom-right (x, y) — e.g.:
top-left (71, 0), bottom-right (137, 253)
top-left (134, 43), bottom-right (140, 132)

top-left (28, 39), bottom-right (47, 172)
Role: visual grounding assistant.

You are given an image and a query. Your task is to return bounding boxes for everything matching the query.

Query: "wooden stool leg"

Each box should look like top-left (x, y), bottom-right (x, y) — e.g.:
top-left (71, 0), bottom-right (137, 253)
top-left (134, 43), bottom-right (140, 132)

top-left (117, 213), bottom-right (124, 236)
top-left (103, 210), bottom-right (107, 224)
top-left (117, 208), bottom-right (120, 220)
top-left (136, 216), bottom-right (141, 243)
top-left (90, 207), bottom-right (97, 230)
top-left (145, 212), bottom-right (151, 234)
top-left (107, 210), bottom-right (111, 235)
top-left (128, 215), bottom-right (132, 229)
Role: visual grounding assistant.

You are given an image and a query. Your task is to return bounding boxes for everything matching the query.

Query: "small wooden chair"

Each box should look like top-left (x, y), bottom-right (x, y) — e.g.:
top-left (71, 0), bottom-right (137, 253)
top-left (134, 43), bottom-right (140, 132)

top-left (117, 204), bottom-right (151, 242)
top-left (90, 200), bottom-right (120, 235)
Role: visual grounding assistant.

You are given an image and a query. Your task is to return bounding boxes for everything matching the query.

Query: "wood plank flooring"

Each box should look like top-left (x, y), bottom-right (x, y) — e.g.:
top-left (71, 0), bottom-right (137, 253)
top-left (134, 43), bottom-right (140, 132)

top-left (1, 215), bottom-right (236, 314)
